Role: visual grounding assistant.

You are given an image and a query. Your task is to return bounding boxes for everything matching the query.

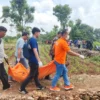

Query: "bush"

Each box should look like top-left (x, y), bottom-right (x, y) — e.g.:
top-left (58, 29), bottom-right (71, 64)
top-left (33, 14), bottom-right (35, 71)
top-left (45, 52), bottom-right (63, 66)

top-left (93, 41), bottom-right (100, 49)
top-left (90, 56), bottom-right (100, 62)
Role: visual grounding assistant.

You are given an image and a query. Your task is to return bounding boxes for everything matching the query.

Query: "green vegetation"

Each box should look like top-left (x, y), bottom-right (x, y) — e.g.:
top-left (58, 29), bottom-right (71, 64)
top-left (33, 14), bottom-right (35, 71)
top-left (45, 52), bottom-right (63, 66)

top-left (1, 0), bottom-right (34, 32)
top-left (39, 44), bottom-right (100, 74)
top-left (5, 45), bottom-right (15, 57)
top-left (4, 42), bottom-right (100, 75)
top-left (93, 41), bottom-right (100, 49)
top-left (1, 0), bottom-right (100, 75)
top-left (89, 56), bottom-right (100, 63)
top-left (70, 19), bottom-right (94, 40)
top-left (68, 55), bottom-right (100, 74)
top-left (39, 44), bottom-right (51, 65)
top-left (53, 4), bottom-right (72, 29)
top-left (38, 26), bottom-right (59, 42)
top-left (1, 1), bottom-right (100, 43)
top-left (4, 36), bottom-right (17, 43)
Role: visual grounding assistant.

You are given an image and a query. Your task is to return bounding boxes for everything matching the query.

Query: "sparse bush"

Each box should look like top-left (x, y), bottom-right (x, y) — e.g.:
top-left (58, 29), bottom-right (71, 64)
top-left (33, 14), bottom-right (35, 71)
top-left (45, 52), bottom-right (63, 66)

top-left (90, 56), bottom-right (100, 62)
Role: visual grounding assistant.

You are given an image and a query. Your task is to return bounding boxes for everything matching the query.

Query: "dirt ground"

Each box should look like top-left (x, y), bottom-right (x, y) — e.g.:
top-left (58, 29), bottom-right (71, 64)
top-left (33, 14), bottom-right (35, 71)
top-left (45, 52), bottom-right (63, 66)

top-left (2, 46), bottom-right (100, 100)
top-left (0, 74), bottom-right (100, 100)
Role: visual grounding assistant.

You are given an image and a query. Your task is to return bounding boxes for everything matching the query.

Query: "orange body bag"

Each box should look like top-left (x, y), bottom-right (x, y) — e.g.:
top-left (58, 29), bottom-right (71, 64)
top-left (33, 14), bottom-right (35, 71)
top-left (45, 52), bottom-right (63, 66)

top-left (8, 61), bottom-right (56, 82)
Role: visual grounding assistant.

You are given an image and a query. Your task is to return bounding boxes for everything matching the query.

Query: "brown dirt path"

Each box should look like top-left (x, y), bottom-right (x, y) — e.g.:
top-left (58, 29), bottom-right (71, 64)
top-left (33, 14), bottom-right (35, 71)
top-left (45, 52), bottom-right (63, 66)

top-left (0, 74), bottom-right (100, 100)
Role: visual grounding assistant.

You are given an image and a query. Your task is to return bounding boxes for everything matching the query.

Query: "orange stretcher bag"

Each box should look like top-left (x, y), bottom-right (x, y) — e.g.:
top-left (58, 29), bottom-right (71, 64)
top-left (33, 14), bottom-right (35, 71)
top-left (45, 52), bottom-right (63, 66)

top-left (8, 61), bottom-right (56, 82)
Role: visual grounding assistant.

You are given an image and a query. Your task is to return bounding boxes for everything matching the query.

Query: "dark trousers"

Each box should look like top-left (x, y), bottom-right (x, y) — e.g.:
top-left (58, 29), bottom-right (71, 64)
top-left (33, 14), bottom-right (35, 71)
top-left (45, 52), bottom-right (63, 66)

top-left (0, 63), bottom-right (10, 89)
top-left (52, 55), bottom-right (54, 60)
top-left (21, 62), bottom-right (42, 90)
top-left (78, 45), bottom-right (81, 48)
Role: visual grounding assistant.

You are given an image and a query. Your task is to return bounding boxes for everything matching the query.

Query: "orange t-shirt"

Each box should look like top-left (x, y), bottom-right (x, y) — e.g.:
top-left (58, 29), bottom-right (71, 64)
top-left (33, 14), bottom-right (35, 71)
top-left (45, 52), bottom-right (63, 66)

top-left (54, 38), bottom-right (70, 64)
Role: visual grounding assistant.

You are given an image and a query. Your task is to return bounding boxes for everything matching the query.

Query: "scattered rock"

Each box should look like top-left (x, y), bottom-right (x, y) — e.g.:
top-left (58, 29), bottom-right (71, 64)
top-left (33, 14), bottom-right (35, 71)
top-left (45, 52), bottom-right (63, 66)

top-left (79, 91), bottom-right (100, 100)
top-left (27, 96), bottom-right (34, 100)
top-left (55, 97), bottom-right (60, 100)
top-left (37, 96), bottom-right (50, 100)
top-left (78, 89), bottom-right (86, 93)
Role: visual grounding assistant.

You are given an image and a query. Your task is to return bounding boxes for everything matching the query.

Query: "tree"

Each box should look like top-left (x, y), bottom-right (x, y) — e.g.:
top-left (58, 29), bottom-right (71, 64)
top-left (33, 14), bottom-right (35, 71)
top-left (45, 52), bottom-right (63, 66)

top-left (1, 0), bottom-right (35, 32)
top-left (76, 19), bottom-right (82, 26)
top-left (38, 25), bottom-right (59, 42)
top-left (94, 29), bottom-right (100, 41)
top-left (16, 33), bottom-right (22, 39)
top-left (53, 4), bottom-right (72, 29)
top-left (68, 20), bottom-right (74, 27)
top-left (70, 19), bottom-right (94, 40)
top-left (53, 25), bottom-right (59, 34)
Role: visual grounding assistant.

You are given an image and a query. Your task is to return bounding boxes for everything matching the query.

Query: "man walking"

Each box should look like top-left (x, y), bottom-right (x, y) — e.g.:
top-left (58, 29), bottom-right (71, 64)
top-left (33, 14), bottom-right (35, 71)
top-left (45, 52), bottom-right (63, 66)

top-left (49, 31), bottom-right (62, 60)
top-left (20, 27), bottom-right (44, 94)
top-left (15, 32), bottom-right (29, 68)
top-left (50, 29), bottom-right (85, 91)
top-left (45, 32), bottom-right (62, 80)
top-left (0, 26), bottom-right (10, 90)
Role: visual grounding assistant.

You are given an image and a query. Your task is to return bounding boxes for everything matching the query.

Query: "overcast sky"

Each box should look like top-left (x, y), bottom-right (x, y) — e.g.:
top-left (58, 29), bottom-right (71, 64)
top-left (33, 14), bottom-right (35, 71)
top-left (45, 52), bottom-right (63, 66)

top-left (0, 0), bottom-right (100, 36)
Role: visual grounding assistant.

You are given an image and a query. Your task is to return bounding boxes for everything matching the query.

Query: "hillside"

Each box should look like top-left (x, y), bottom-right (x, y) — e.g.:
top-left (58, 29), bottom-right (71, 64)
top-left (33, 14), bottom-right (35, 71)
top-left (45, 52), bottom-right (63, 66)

top-left (0, 44), bottom-right (100, 100)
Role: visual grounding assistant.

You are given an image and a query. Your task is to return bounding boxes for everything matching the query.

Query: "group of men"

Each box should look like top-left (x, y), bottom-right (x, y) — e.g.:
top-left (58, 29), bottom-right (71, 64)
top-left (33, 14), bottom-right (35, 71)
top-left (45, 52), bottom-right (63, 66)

top-left (0, 26), bottom-right (85, 94)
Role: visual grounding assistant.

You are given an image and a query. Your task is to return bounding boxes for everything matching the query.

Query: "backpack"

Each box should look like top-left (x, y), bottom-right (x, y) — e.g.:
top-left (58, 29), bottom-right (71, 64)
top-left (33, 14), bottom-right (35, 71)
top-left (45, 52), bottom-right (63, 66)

top-left (23, 39), bottom-right (31, 60)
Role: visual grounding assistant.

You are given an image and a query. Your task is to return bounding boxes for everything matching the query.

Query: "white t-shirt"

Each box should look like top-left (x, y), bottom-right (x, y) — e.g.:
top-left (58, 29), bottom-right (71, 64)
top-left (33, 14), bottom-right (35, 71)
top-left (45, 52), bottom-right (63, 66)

top-left (0, 39), bottom-right (5, 63)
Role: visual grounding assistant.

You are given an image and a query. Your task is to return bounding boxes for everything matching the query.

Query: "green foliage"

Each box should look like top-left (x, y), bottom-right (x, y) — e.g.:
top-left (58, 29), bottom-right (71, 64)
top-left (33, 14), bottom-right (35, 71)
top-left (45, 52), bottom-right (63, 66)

top-left (39, 44), bottom-right (51, 65)
top-left (90, 56), bottom-right (100, 62)
top-left (39, 18), bottom-right (99, 43)
top-left (38, 25), bottom-right (59, 42)
top-left (1, 6), bottom-right (10, 23)
top-left (68, 20), bottom-right (74, 27)
top-left (53, 4), bottom-right (72, 29)
top-left (93, 41), bottom-right (100, 48)
top-left (70, 19), bottom-right (94, 41)
top-left (38, 44), bottom-right (100, 74)
top-left (4, 36), bottom-right (17, 43)
top-left (68, 55), bottom-right (100, 74)
top-left (1, 2), bottom-right (100, 42)
top-left (4, 43), bottom-right (100, 74)
top-left (1, 0), bottom-right (34, 32)
top-left (16, 34), bottom-right (22, 39)
top-left (94, 29), bottom-right (100, 42)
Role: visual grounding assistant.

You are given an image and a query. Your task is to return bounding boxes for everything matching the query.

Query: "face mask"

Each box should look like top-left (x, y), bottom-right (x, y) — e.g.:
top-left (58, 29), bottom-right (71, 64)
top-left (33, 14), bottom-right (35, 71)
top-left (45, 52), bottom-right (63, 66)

top-left (66, 35), bottom-right (70, 40)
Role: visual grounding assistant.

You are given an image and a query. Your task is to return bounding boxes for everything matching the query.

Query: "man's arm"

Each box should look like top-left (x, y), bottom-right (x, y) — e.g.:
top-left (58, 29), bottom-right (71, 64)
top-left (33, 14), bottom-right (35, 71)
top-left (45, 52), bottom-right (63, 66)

top-left (17, 40), bottom-right (24, 62)
top-left (33, 48), bottom-right (43, 66)
top-left (33, 48), bottom-right (40, 62)
top-left (62, 41), bottom-right (85, 59)
top-left (68, 50), bottom-right (80, 57)
top-left (17, 48), bottom-right (22, 59)
top-left (31, 38), bottom-right (43, 66)
top-left (68, 50), bottom-right (85, 59)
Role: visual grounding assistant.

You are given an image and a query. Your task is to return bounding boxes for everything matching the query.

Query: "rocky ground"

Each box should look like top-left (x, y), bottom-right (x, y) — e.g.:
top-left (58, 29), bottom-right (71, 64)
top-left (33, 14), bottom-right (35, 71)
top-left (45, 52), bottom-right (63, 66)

top-left (0, 74), bottom-right (100, 100)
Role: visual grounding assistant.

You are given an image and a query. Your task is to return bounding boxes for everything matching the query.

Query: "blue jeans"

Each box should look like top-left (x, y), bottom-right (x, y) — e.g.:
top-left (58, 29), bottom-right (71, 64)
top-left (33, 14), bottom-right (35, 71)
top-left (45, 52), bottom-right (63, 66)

top-left (16, 58), bottom-right (29, 69)
top-left (52, 61), bottom-right (70, 87)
